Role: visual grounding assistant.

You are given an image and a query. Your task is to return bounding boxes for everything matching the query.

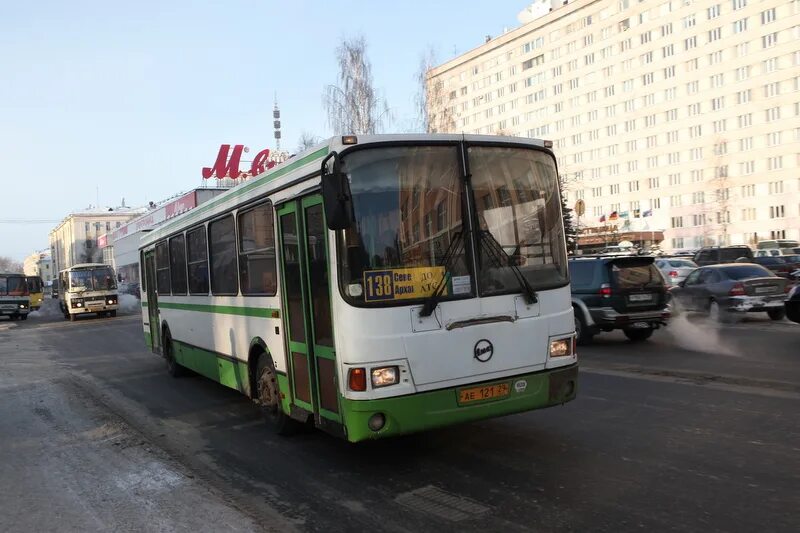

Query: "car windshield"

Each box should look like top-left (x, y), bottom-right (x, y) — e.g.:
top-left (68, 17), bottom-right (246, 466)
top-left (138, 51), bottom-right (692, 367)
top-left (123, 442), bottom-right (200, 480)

top-left (719, 248), bottom-right (751, 262)
top-left (666, 259), bottom-right (697, 268)
top-left (722, 265), bottom-right (774, 279)
top-left (69, 268), bottom-right (117, 291)
top-left (755, 257), bottom-right (785, 265)
top-left (337, 144), bottom-right (567, 305)
top-left (0, 276), bottom-right (28, 296)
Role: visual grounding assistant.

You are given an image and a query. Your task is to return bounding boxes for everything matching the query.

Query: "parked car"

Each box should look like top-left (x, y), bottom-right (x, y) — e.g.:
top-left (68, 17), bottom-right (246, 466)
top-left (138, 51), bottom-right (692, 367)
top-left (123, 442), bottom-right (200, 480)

top-left (752, 256), bottom-right (795, 278)
top-left (670, 264), bottom-right (788, 322)
top-left (755, 248), bottom-right (800, 257)
top-left (786, 284), bottom-right (800, 323)
top-left (51, 279), bottom-right (58, 298)
top-left (655, 257), bottom-right (698, 286)
top-left (693, 245), bottom-right (754, 266)
top-left (569, 256), bottom-right (670, 344)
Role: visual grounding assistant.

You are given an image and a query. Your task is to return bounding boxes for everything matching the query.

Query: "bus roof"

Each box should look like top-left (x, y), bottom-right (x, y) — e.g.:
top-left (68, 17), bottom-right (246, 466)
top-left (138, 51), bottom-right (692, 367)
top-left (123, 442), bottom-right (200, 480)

top-left (60, 263), bottom-right (112, 273)
top-left (140, 134), bottom-right (550, 248)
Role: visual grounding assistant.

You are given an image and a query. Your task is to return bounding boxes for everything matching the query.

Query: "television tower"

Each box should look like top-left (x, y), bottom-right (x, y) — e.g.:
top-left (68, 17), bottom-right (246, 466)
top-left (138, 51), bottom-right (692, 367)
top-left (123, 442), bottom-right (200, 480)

top-left (273, 94), bottom-right (281, 151)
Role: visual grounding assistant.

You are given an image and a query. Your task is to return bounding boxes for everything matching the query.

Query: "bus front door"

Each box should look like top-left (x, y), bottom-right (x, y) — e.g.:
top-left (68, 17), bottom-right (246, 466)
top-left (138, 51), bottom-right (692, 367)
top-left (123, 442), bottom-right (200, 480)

top-left (144, 251), bottom-right (161, 353)
top-left (277, 194), bottom-right (340, 431)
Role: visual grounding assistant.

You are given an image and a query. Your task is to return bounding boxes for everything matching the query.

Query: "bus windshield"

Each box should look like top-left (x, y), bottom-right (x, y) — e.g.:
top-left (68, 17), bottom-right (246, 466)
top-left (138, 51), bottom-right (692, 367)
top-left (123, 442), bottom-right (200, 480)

top-left (69, 268), bottom-right (117, 291)
top-left (26, 276), bottom-right (43, 293)
top-left (0, 276), bottom-right (28, 296)
top-left (337, 144), bottom-right (567, 305)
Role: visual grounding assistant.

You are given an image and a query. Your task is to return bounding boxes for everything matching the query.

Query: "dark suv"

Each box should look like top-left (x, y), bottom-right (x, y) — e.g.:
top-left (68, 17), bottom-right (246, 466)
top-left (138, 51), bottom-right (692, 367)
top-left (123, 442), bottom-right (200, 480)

top-left (569, 256), bottom-right (670, 343)
top-left (693, 246), bottom-right (754, 266)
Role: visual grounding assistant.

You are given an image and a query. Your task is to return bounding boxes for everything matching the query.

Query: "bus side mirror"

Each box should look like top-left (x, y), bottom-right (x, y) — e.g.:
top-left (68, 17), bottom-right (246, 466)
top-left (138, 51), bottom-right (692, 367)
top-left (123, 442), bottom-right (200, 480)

top-left (320, 151), bottom-right (354, 230)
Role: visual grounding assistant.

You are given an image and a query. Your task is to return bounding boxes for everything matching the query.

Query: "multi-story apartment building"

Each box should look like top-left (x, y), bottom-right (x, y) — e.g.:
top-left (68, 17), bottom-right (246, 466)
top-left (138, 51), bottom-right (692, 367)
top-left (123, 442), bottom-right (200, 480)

top-left (49, 206), bottom-right (147, 275)
top-left (23, 250), bottom-right (54, 283)
top-left (428, 0), bottom-right (800, 251)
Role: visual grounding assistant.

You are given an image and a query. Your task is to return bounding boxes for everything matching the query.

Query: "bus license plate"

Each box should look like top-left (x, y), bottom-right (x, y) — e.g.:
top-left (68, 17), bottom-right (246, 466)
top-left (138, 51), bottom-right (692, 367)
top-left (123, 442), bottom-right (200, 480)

top-left (458, 383), bottom-right (510, 405)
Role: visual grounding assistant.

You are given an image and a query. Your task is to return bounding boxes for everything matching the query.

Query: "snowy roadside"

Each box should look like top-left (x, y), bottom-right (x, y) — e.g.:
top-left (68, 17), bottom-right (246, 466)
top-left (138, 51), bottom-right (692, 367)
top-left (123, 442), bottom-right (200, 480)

top-left (0, 331), bottom-right (266, 533)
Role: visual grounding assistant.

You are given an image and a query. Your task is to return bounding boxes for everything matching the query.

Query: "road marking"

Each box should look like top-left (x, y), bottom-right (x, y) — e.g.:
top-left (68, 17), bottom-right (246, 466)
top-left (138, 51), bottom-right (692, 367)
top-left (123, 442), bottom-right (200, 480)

top-left (581, 366), bottom-right (800, 400)
top-left (395, 485), bottom-right (490, 522)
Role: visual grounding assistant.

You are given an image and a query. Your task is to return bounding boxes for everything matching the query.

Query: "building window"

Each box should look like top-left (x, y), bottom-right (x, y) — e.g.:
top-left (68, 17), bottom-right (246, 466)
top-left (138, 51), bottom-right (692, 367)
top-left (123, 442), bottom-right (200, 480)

top-left (668, 173), bottom-right (681, 186)
top-left (691, 169), bottom-right (704, 182)
top-left (684, 36), bottom-right (697, 50)
top-left (209, 215), bottom-right (238, 295)
top-left (732, 0), bottom-right (747, 10)
top-left (648, 177), bottom-right (660, 189)
top-left (737, 113), bottom-right (752, 128)
top-left (765, 107), bottom-right (781, 122)
top-left (692, 192), bottom-right (705, 205)
top-left (687, 81), bottom-right (699, 94)
top-left (741, 184), bottom-right (755, 197)
top-left (742, 208), bottom-right (756, 221)
top-left (740, 160), bottom-right (755, 175)
top-left (708, 27), bottom-right (722, 42)
top-left (767, 156), bottom-right (783, 170)
top-left (761, 8), bottom-right (776, 25)
top-left (766, 131), bottom-right (781, 146)
top-left (768, 181), bottom-right (784, 194)
top-left (739, 137), bottom-right (753, 151)
top-left (732, 18), bottom-right (748, 34)
top-left (670, 195), bottom-right (682, 207)
top-left (708, 4), bottom-right (721, 19)
top-left (736, 89), bottom-right (752, 104)
top-left (762, 32), bottom-right (778, 49)
top-left (735, 66), bottom-right (750, 81)
top-left (662, 44), bottom-right (675, 58)
top-left (713, 119), bottom-right (727, 133)
top-left (671, 216), bottom-right (684, 229)
top-left (771, 230), bottom-right (787, 240)
top-left (692, 214), bottom-right (705, 227)
top-left (769, 205), bottom-right (785, 219)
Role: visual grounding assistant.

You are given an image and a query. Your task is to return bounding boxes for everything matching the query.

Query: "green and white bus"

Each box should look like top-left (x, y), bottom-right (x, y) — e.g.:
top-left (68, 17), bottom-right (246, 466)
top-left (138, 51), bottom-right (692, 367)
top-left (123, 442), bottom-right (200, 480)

top-left (139, 134), bottom-right (577, 442)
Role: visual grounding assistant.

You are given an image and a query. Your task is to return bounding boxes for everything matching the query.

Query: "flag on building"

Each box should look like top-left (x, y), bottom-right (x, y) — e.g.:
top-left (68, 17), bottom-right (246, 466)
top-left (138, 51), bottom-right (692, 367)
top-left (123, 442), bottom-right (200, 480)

top-left (633, 208), bottom-right (641, 218)
top-left (609, 211), bottom-right (619, 220)
top-left (643, 209), bottom-right (653, 217)
top-left (599, 214), bottom-right (606, 222)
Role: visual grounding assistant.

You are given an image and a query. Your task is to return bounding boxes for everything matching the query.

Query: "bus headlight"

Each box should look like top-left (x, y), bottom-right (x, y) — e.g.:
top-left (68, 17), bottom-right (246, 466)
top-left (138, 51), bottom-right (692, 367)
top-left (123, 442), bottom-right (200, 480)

top-left (107, 296), bottom-right (117, 305)
top-left (370, 366), bottom-right (399, 388)
top-left (549, 338), bottom-right (573, 358)
top-left (19, 303), bottom-right (27, 309)
top-left (71, 299), bottom-right (84, 308)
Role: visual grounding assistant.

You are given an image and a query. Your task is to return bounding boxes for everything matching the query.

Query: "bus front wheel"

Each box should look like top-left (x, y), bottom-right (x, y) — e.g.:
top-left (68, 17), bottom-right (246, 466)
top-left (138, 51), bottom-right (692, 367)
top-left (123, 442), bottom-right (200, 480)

top-left (256, 356), bottom-right (297, 436)
top-left (164, 332), bottom-right (187, 378)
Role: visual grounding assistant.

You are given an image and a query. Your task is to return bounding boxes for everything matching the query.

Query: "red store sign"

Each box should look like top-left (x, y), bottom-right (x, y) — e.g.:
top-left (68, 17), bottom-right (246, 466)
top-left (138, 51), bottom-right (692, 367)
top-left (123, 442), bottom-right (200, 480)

top-left (202, 144), bottom-right (278, 180)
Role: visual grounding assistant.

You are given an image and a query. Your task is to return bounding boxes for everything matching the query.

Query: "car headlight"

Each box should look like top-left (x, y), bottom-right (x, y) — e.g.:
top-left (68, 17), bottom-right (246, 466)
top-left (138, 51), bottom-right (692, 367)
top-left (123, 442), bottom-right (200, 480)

top-left (549, 338), bottom-right (574, 358)
top-left (370, 366), bottom-right (399, 388)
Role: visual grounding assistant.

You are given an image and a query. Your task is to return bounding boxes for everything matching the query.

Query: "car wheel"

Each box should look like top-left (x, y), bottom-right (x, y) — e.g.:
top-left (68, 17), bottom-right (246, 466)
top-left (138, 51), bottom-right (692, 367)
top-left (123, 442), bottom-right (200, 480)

top-left (574, 309), bottom-right (594, 345)
top-left (767, 308), bottom-right (785, 321)
top-left (623, 328), bottom-right (653, 342)
top-left (256, 355), bottom-right (297, 435)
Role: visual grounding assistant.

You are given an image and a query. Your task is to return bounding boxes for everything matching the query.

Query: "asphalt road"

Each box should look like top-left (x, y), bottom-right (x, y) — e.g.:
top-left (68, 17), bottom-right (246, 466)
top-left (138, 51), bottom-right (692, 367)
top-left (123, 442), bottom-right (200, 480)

top-left (1, 299), bottom-right (798, 532)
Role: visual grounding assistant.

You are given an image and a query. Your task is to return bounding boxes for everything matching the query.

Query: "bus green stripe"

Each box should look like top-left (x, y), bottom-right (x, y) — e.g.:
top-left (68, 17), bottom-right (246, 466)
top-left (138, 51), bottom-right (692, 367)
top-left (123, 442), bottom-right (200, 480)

top-left (173, 340), bottom-right (249, 394)
top-left (147, 146), bottom-right (329, 240)
top-left (157, 301), bottom-right (280, 318)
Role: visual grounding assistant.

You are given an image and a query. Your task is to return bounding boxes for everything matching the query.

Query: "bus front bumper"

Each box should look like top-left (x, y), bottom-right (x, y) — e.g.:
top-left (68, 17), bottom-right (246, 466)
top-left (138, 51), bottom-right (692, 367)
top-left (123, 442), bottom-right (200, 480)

top-left (340, 364), bottom-right (578, 443)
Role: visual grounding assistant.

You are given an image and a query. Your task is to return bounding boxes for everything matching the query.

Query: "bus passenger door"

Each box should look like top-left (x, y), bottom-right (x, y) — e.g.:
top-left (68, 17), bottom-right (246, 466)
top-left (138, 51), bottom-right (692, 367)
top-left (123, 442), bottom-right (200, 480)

top-left (144, 251), bottom-right (161, 353)
top-left (277, 195), bottom-right (340, 430)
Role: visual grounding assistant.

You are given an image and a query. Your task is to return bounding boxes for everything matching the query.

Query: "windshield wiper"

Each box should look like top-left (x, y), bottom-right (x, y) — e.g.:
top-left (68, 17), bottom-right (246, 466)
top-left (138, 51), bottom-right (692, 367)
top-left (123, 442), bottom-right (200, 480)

top-left (419, 230), bottom-right (466, 317)
top-left (479, 230), bottom-right (538, 304)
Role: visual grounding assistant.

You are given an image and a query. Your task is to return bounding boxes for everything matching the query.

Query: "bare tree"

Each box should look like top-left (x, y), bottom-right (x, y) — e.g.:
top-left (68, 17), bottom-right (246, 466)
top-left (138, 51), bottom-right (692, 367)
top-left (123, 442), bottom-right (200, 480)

top-left (0, 256), bottom-right (24, 273)
top-left (297, 132), bottom-right (322, 152)
top-left (415, 48), bottom-right (454, 133)
top-left (324, 35), bottom-right (390, 135)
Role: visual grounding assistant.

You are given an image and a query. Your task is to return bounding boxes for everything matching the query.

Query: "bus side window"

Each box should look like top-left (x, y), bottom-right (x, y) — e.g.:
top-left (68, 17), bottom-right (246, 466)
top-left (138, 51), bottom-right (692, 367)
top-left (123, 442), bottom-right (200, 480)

top-left (187, 226), bottom-right (209, 294)
top-left (237, 201), bottom-right (277, 295)
top-left (169, 234), bottom-right (188, 294)
top-left (155, 241), bottom-right (171, 295)
top-left (209, 215), bottom-right (239, 295)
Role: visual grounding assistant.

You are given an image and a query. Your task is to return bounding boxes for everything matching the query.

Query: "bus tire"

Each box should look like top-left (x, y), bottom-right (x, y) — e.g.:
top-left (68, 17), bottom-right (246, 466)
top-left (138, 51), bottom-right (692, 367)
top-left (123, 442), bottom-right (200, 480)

top-left (164, 332), bottom-right (187, 378)
top-left (20, 314), bottom-right (27, 321)
top-left (256, 355), bottom-right (296, 436)
top-left (69, 313), bottom-right (76, 322)
top-left (110, 310), bottom-right (117, 318)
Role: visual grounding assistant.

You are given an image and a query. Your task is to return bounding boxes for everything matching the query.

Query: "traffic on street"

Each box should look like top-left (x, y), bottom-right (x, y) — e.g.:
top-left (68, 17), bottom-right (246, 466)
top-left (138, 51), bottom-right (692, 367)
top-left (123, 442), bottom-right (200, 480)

top-left (1, 298), bottom-right (797, 532)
